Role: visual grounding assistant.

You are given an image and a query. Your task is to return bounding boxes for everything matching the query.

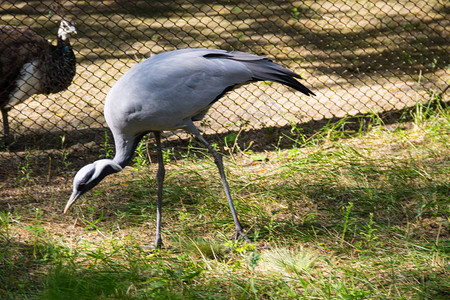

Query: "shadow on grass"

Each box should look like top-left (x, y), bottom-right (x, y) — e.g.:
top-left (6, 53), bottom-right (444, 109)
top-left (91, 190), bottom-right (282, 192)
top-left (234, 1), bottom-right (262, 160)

top-left (0, 238), bottom-right (58, 298)
top-left (0, 233), bottom-right (213, 299)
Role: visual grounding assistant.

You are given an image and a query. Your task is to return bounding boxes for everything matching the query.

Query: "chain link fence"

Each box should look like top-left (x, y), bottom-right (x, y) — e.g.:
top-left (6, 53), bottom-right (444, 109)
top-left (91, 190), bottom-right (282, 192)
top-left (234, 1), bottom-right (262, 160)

top-left (0, 0), bottom-right (448, 181)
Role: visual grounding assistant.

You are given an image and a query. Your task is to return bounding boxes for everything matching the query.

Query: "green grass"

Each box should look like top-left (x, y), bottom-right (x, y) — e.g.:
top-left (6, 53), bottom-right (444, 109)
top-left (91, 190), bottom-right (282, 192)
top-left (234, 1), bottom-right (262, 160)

top-left (1, 97), bottom-right (449, 299)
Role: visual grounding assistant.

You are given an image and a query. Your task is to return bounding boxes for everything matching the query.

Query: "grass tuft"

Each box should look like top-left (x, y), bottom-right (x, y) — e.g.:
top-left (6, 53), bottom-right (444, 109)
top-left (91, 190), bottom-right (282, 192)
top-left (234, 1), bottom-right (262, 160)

top-left (260, 247), bottom-right (318, 276)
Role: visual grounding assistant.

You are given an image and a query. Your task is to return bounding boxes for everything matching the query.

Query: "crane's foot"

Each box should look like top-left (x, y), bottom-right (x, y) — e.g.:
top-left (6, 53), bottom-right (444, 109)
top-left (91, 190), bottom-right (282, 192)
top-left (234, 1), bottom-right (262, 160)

top-left (232, 229), bottom-right (251, 243)
top-left (141, 243), bottom-right (163, 252)
top-left (141, 239), bottom-right (164, 251)
top-left (156, 240), bottom-right (164, 249)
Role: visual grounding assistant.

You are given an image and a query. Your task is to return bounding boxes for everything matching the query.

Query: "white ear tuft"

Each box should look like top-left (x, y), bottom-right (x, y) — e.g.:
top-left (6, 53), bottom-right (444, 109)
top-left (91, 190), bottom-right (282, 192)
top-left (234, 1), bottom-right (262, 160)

top-left (58, 18), bottom-right (77, 40)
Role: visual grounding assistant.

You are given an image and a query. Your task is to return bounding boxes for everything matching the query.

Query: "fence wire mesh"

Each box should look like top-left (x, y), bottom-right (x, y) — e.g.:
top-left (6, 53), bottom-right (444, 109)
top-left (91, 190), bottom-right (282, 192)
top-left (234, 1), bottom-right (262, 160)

top-left (0, 0), bottom-right (448, 181)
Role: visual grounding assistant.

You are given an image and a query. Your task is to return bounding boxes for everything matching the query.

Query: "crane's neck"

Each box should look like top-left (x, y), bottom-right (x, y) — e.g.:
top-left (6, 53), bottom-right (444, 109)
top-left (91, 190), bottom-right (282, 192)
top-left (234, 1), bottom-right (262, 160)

top-left (112, 133), bottom-right (146, 168)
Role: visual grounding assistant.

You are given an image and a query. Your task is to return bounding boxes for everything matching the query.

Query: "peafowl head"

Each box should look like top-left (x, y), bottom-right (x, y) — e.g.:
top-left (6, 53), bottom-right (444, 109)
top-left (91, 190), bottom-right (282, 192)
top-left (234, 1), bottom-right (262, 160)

top-left (57, 18), bottom-right (77, 41)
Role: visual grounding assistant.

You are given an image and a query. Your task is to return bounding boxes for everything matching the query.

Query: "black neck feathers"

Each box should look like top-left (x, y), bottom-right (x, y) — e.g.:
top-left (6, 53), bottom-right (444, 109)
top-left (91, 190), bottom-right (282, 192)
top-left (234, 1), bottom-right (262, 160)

top-left (40, 37), bottom-right (76, 94)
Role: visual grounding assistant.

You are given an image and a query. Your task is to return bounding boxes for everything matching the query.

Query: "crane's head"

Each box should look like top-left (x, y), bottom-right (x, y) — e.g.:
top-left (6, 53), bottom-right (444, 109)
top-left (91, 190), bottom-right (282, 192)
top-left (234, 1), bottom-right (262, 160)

top-left (58, 18), bottom-right (77, 41)
top-left (64, 159), bottom-right (122, 214)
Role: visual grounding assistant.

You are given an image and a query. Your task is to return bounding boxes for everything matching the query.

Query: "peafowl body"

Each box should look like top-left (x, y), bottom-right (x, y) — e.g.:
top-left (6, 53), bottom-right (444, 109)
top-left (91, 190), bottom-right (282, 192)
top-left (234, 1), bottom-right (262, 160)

top-left (0, 18), bottom-right (76, 140)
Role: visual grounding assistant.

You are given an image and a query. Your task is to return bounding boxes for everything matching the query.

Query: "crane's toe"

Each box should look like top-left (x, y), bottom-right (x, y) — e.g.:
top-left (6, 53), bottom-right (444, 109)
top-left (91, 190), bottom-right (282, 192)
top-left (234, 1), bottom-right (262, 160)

top-left (141, 241), bottom-right (164, 252)
top-left (232, 230), bottom-right (251, 243)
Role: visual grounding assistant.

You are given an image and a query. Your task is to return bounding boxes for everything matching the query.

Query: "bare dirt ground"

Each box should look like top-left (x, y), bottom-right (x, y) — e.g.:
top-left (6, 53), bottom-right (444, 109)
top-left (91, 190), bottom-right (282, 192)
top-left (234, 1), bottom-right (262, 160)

top-left (0, 0), bottom-right (448, 185)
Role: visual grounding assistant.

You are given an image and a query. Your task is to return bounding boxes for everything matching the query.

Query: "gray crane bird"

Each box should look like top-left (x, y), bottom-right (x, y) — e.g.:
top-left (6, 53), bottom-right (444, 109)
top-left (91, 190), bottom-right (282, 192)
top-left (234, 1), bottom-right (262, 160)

top-left (0, 18), bottom-right (77, 142)
top-left (64, 48), bottom-right (315, 248)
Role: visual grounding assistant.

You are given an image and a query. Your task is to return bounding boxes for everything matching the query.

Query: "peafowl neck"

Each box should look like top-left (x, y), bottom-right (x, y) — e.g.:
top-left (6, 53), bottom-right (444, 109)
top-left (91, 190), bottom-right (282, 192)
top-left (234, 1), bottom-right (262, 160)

top-left (40, 37), bottom-right (76, 94)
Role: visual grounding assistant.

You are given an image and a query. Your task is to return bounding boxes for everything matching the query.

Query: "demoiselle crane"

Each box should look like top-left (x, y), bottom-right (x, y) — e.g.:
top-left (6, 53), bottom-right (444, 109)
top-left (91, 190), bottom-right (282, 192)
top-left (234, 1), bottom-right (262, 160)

top-left (64, 48), bottom-right (315, 248)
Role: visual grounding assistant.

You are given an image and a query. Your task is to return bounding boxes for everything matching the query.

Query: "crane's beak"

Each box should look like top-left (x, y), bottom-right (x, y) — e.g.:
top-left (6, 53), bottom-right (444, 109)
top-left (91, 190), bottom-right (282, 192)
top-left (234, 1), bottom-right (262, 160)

top-left (64, 191), bottom-right (81, 214)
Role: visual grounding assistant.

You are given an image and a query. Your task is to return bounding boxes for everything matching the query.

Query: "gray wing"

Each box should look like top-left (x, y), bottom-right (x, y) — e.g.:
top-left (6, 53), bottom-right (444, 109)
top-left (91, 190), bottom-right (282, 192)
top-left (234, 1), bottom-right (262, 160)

top-left (205, 50), bottom-right (315, 96)
top-left (105, 49), bottom-right (313, 133)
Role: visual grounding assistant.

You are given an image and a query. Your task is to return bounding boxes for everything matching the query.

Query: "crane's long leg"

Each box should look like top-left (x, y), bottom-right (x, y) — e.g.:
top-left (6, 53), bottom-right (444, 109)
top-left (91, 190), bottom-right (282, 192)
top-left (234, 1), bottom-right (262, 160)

top-left (185, 122), bottom-right (250, 242)
top-left (154, 131), bottom-right (165, 248)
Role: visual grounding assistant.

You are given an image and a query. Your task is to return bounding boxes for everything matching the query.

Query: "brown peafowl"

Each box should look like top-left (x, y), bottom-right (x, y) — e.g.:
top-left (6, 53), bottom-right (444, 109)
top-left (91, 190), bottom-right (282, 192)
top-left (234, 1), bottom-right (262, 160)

top-left (0, 18), bottom-right (77, 143)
